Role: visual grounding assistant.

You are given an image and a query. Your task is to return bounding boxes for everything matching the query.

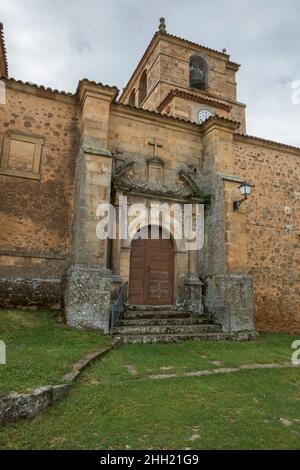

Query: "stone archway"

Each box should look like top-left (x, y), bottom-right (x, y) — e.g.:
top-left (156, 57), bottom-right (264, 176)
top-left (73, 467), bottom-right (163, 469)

top-left (128, 226), bottom-right (174, 306)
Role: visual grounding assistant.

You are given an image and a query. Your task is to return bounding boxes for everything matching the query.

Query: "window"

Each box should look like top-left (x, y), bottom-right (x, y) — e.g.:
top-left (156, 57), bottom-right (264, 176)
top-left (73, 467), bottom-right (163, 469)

top-left (128, 89), bottom-right (136, 107)
top-left (0, 131), bottom-right (44, 180)
top-left (189, 54), bottom-right (208, 91)
top-left (138, 70), bottom-right (148, 106)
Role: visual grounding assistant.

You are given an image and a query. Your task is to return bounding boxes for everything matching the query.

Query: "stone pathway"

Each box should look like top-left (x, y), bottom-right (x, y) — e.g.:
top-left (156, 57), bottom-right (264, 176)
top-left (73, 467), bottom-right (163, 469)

top-left (149, 362), bottom-right (300, 381)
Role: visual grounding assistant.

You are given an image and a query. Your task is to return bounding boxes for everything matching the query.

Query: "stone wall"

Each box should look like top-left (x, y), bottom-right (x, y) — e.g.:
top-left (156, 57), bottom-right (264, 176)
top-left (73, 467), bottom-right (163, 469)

top-left (0, 81), bottom-right (80, 306)
top-left (233, 135), bottom-right (300, 332)
top-left (108, 106), bottom-right (204, 306)
top-left (109, 105), bottom-right (202, 178)
top-left (1, 74), bottom-right (297, 336)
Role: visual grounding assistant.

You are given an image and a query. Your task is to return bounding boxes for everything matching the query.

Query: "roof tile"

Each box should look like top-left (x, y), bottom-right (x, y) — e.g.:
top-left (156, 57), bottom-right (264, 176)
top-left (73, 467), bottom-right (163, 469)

top-left (0, 22), bottom-right (8, 78)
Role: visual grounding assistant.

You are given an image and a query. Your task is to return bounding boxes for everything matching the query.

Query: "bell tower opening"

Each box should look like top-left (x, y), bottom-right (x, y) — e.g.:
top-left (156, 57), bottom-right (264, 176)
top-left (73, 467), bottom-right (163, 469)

top-left (128, 89), bottom-right (136, 107)
top-left (189, 54), bottom-right (208, 91)
top-left (138, 70), bottom-right (148, 106)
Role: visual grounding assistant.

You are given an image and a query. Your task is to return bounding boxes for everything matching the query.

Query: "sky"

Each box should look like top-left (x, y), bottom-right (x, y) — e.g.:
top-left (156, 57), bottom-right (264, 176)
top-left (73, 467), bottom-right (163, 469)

top-left (0, 0), bottom-right (299, 146)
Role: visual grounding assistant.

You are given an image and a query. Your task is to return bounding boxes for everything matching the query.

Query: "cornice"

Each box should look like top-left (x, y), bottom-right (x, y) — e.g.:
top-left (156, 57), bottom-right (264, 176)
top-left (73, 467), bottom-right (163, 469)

top-left (111, 102), bottom-right (202, 135)
top-left (201, 115), bottom-right (241, 134)
top-left (234, 133), bottom-right (300, 156)
top-left (157, 89), bottom-right (233, 113)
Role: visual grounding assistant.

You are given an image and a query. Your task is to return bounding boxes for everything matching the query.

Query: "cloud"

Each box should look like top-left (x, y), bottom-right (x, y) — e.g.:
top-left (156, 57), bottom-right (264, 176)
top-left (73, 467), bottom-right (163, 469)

top-left (0, 0), bottom-right (299, 145)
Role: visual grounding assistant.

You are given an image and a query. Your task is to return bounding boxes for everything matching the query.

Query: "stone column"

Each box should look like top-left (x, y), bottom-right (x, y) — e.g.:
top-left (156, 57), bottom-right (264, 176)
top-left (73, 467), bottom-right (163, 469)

top-left (189, 249), bottom-right (199, 277)
top-left (65, 80), bottom-right (118, 333)
top-left (202, 117), bottom-right (239, 176)
top-left (185, 250), bottom-right (204, 314)
top-left (200, 117), bottom-right (255, 334)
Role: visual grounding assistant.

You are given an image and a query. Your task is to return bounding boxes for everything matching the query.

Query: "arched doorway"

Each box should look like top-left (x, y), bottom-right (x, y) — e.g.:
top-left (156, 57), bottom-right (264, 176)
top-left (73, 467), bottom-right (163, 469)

top-left (129, 227), bottom-right (174, 306)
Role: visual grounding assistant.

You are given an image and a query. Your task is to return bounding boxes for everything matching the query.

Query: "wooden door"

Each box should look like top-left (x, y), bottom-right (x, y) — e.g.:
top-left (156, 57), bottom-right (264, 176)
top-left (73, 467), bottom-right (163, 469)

top-left (129, 228), bottom-right (174, 306)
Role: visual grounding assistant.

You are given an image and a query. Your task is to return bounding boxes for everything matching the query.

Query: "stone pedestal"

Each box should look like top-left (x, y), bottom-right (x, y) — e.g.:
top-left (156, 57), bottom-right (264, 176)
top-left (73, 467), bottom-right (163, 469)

top-left (185, 275), bottom-right (204, 314)
top-left (65, 265), bottom-right (112, 334)
top-left (205, 274), bottom-right (254, 333)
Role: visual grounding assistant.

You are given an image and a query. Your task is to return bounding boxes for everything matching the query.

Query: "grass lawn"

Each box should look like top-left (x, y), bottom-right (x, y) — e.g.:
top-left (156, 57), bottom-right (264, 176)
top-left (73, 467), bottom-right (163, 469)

top-left (0, 309), bottom-right (111, 396)
top-left (1, 329), bottom-right (300, 450)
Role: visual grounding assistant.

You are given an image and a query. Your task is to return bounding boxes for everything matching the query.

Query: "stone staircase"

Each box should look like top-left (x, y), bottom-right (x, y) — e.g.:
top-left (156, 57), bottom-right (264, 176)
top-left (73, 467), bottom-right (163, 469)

top-left (114, 305), bottom-right (233, 344)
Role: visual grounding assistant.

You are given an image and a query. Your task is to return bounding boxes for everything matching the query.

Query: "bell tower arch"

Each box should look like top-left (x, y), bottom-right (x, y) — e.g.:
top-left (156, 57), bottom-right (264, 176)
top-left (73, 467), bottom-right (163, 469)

top-left (189, 54), bottom-right (208, 91)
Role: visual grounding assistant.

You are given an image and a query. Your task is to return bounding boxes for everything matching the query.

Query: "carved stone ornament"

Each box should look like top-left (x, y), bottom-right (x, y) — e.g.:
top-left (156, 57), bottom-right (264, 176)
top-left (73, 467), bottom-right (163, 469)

top-left (112, 157), bottom-right (209, 202)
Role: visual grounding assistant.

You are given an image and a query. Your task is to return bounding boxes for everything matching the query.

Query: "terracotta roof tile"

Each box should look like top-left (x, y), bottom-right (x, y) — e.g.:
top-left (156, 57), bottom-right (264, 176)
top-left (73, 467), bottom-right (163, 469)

top-left (75, 78), bottom-right (119, 97)
top-left (236, 133), bottom-right (300, 153)
top-left (164, 32), bottom-right (231, 58)
top-left (115, 103), bottom-right (243, 132)
top-left (3, 76), bottom-right (74, 96)
top-left (0, 22), bottom-right (8, 78)
top-left (115, 102), bottom-right (201, 126)
top-left (3, 77), bottom-right (119, 100)
top-left (157, 89), bottom-right (233, 113)
top-left (203, 114), bottom-right (241, 128)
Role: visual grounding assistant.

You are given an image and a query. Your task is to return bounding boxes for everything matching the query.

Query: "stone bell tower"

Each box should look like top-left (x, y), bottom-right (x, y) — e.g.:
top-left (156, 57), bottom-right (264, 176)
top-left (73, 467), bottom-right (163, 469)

top-left (119, 18), bottom-right (246, 132)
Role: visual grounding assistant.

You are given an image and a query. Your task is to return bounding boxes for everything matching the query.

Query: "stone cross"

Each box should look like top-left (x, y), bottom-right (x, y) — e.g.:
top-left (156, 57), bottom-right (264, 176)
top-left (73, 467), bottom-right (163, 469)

top-left (148, 138), bottom-right (163, 158)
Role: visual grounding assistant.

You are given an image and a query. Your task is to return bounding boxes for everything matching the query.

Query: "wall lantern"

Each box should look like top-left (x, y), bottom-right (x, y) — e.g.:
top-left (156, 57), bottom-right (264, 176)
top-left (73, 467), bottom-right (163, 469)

top-left (233, 182), bottom-right (254, 211)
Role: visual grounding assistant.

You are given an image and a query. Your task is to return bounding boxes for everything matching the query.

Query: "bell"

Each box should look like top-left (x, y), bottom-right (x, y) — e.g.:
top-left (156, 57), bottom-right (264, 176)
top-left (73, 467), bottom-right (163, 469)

top-left (190, 65), bottom-right (205, 90)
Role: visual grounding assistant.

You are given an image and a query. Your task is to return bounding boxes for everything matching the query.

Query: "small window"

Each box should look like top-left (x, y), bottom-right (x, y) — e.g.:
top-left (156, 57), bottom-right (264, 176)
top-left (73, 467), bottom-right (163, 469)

top-left (189, 54), bottom-right (208, 91)
top-left (138, 70), bottom-right (148, 106)
top-left (128, 89), bottom-right (136, 107)
top-left (0, 131), bottom-right (44, 180)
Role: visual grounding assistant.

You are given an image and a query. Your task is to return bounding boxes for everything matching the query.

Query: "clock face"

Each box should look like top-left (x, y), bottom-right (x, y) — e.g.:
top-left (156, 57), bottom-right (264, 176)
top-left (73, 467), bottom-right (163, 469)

top-left (197, 109), bottom-right (214, 124)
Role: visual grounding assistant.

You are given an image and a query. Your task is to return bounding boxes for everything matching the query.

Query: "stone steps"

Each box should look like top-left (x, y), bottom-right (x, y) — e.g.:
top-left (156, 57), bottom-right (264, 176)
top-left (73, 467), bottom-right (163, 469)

top-left (119, 317), bottom-right (214, 327)
top-left (123, 311), bottom-right (192, 320)
top-left (114, 305), bottom-right (225, 344)
top-left (127, 305), bottom-right (176, 311)
top-left (115, 323), bottom-right (221, 336)
top-left (121, 332), bottom-right (234, 345)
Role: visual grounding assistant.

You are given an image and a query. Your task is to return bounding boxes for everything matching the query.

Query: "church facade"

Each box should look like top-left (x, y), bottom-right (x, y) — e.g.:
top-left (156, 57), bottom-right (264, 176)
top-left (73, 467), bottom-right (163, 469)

top-left (0, 19), bottom-right (299, 337)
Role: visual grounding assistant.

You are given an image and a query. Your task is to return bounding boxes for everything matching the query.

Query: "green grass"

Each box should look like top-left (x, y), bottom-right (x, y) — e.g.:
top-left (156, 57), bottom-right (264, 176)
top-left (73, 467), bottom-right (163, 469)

top-left (0, 309), bottom-right (111, 396)
top-left (85, 333), bottom-right (298, 382)
top-left (1, 330), bottom-right (300, 450)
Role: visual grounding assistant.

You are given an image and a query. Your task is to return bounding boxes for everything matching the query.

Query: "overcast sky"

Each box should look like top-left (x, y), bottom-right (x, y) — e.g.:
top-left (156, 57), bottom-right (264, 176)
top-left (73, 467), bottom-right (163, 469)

top-left (0, 0), bottom-right (299, 146)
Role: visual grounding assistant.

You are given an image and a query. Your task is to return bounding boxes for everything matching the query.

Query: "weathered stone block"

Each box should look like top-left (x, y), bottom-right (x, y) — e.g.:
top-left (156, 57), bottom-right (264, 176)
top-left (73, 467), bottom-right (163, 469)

top-left (205, 274), bottom-right (255, 333)
top-left (0, 384), bottom-right (70, 424)
top-left (0, 278), bottom-right (62, 308)
top-left (65, 264), bottom-right (112, 333)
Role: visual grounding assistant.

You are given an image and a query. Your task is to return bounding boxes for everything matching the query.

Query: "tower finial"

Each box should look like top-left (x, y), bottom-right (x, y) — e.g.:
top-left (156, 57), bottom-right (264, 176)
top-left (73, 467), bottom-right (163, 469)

top-left (159, 18), bottom-right (167, 34)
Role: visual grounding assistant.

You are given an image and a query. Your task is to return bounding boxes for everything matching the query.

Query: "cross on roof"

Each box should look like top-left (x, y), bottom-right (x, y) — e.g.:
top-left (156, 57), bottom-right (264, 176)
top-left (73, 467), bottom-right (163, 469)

top-left (148, 138), bottom-right (163, 158)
